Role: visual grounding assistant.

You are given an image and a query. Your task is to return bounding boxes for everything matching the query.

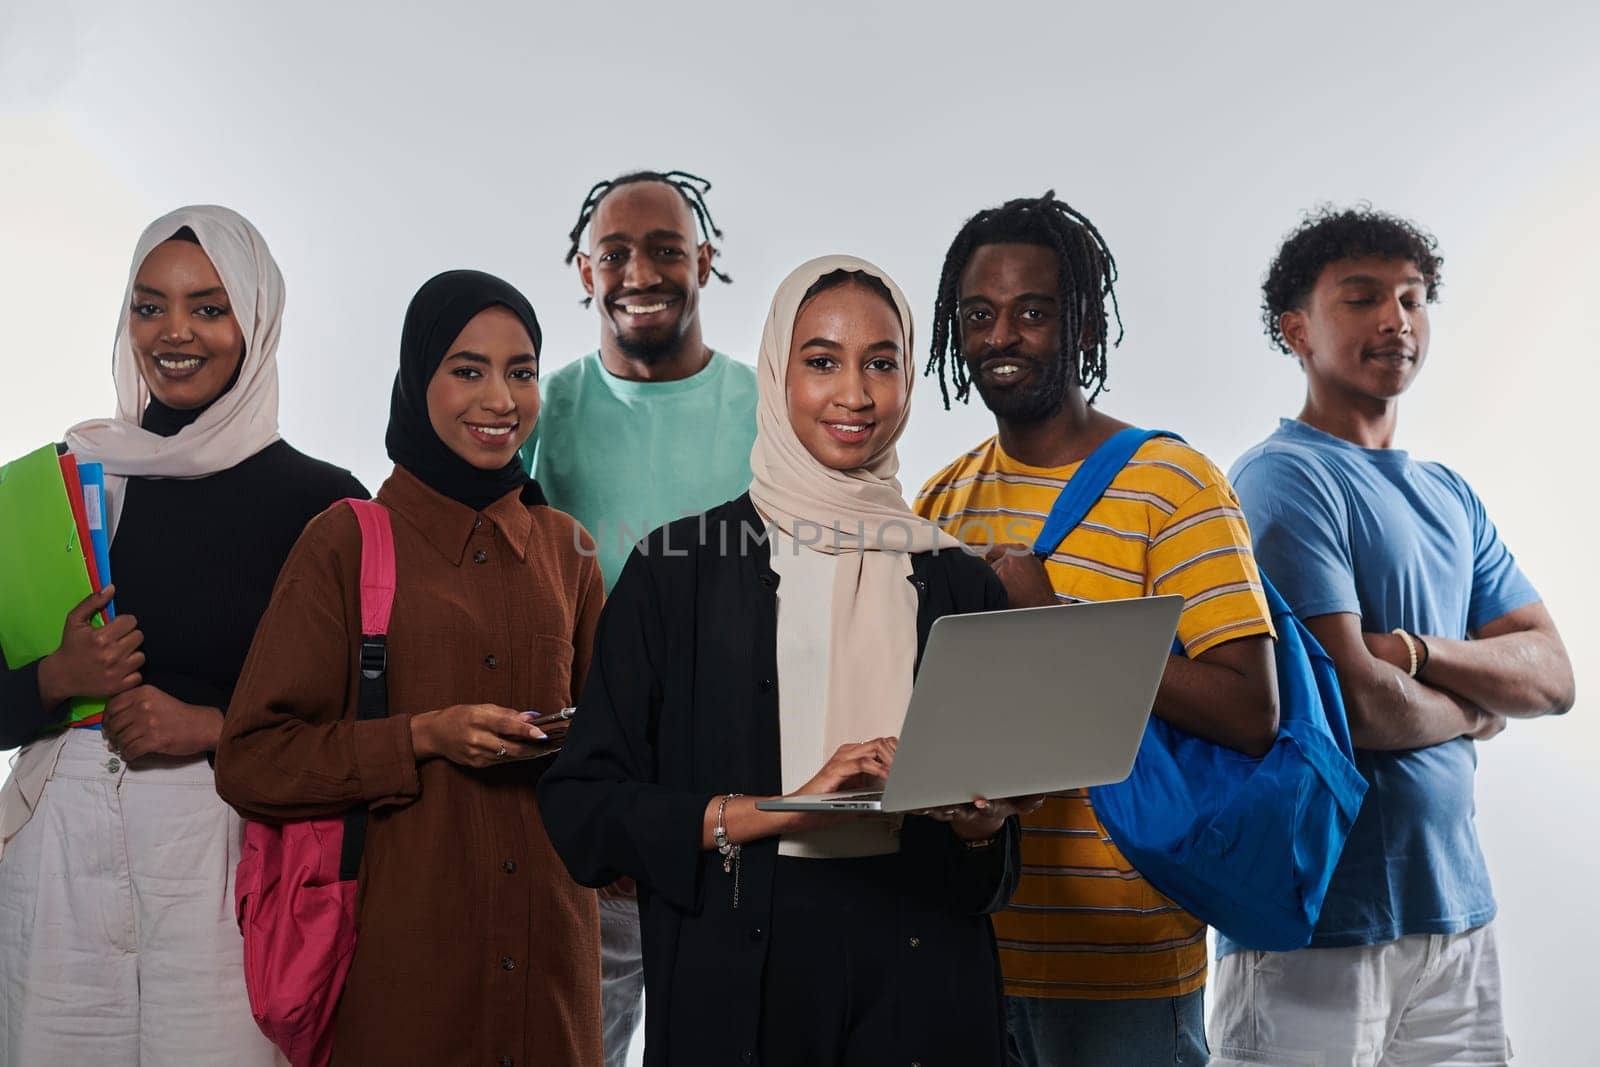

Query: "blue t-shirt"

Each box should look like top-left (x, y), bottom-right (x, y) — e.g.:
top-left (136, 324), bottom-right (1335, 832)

top-left (1227, 419), bottom-right (1540, 948)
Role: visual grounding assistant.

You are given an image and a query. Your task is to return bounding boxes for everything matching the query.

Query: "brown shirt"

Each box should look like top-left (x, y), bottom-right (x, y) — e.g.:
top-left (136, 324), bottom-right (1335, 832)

top-left (218, 467), bottom-right (604, 1067)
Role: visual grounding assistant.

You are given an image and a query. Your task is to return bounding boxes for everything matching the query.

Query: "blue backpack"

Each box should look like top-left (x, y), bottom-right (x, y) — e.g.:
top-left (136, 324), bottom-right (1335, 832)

top-left (1034, 428), bottom-right (1367, 952)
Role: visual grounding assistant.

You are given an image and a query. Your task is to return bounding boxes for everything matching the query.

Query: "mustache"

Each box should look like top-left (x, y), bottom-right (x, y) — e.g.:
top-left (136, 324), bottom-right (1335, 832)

top-left (969, 346), bottom-right (1042, 370)
top-left (607, 286), bottom-right (685, 306)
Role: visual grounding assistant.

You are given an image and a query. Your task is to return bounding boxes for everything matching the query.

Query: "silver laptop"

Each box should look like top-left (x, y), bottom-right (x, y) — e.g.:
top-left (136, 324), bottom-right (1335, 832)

top-left (756, 595), bottom-right (1182, 814)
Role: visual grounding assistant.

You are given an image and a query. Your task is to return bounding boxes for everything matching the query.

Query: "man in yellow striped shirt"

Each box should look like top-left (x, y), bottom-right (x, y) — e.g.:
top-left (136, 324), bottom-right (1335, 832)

top-left (914, 192), bottom-right (1277, 1066)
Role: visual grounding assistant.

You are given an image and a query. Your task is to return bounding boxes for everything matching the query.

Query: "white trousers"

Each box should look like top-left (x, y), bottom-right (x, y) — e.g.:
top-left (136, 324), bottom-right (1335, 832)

top-left (0, 730), bottom-right (280, 1066)
top-left (600, 894), bottom-right (645, 1067)
top-left (1209, 923), bottom-right (1510, 1066)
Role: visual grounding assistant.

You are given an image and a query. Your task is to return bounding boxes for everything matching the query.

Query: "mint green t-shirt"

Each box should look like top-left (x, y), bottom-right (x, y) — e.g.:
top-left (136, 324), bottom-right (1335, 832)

top-left (520, 350), bottom-right (758, 592)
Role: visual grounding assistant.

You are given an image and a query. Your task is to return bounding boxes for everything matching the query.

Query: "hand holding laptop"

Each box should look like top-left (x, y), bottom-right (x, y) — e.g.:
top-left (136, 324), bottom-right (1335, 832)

top-left (699, 738), bottom-right (900, 857)
top-left (920, 793), bottom-right (1049, 841)
top-left (794, 734), bottom-right (1044, 841)
top-left (758, 596), bottom-right (1182, 815)
top-left (792, 737), bottom-right (897, 797)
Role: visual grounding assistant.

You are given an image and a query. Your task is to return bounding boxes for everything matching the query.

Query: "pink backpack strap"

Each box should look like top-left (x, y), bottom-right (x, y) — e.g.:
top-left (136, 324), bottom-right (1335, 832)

top-left (344, 499), bottom-right (395, 638)
top-left (339, 499), bottom-right (395, 883)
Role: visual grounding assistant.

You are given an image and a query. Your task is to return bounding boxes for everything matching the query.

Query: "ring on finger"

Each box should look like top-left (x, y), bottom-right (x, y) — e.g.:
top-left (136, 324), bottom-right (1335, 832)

top-left (495, 743), bottom-right (508, 759)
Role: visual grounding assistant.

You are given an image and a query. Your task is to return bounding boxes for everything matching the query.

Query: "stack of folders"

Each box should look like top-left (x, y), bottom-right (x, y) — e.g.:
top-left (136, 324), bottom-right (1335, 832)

top-left (0, 443), bottom-right (116, 729)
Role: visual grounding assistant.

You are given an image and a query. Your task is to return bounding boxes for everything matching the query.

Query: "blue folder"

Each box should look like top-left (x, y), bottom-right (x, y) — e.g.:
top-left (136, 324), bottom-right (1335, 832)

top-left (76, 462), bottom-right (115, 620)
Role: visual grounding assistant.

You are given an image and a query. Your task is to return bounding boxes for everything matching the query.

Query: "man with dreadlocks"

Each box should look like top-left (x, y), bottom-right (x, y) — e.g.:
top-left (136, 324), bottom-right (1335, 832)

top-left (914, 192), bottom-right (1278, 1065)
top-left (1209, 207), bottom-right (1572, 1065)
top-left (519, 169), bottom-right (756, 1067)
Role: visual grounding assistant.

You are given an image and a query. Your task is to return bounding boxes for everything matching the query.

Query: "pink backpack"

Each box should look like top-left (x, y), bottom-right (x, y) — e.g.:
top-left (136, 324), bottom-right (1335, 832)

top-left (234, 499), bottom-right (396, 1067)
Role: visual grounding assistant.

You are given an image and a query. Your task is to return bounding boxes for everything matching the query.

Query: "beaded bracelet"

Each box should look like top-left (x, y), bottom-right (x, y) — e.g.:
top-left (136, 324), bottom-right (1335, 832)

top-left (715, 793), bottom-right (744, 909)
top-left (1391, 628), bottom-right (1420, 678)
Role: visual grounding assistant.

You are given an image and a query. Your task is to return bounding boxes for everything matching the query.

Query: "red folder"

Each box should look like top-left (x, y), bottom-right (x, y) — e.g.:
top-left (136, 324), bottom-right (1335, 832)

top-left (58, 454), bottom-right (102, 593)
top-left (57, 454), bottom-right (109, 726)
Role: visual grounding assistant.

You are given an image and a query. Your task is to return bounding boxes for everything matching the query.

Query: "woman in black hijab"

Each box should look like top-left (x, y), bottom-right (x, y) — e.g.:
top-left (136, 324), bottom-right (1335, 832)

top-left (385, 269), bottom-right (541, 509)
top-left (218, 271), bottom-right (606, 1065)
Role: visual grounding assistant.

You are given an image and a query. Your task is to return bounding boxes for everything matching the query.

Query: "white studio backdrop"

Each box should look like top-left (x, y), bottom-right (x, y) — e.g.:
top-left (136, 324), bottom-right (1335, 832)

top-left (2, 2), bottom-right (1596, 1062)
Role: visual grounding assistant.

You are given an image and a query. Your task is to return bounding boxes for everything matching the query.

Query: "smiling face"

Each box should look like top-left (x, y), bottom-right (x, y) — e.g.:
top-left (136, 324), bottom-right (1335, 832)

top-left (785, 280), bottom-right (908, 471)
top-left (127, 238), bottom-right (246, 410)
top-left (956, 242), bottom-right (1075, 424)
top-left (1280, 254), bottom-right (1430, 404)
top-left (577, 181), bottom-right (714, 365)
top-left (425, 305), bottom-right (541, 469)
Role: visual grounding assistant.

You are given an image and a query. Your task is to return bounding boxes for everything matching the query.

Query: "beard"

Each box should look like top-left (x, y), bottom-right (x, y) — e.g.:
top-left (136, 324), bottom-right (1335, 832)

top-left (608, 291), bottom-right (689, 366)
top-left (613, 327), bottom-right (682, 365)
top-left (966, 348), bottom-right (1075, 424)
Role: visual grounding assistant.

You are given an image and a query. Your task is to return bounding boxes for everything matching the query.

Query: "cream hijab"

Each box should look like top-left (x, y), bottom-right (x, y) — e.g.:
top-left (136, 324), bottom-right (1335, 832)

top-left (750, 254), bottom-right (959, 749)
top-left (63, 205), bottom-right (284, 538)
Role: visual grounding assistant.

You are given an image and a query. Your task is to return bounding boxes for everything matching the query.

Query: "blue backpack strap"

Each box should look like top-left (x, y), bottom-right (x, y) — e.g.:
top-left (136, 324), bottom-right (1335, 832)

top-left (1033, 428), bottom-right (1186, 558)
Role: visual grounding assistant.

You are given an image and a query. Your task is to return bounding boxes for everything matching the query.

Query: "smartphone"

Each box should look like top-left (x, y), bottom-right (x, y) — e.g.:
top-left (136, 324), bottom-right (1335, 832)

top-left (523, 707), bottom-right (576, 729)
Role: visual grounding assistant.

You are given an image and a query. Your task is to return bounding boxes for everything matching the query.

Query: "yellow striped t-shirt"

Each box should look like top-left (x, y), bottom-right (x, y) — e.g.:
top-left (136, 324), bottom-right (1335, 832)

top-left (915, 434), bottom-right (1274, 1000)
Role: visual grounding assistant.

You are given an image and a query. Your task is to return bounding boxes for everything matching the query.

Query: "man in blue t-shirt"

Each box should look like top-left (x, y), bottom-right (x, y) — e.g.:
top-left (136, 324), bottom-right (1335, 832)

top-left (1212, 207), bottom-right (1574, 1065)
top-left (520, 170), bottom-right (757, 1067)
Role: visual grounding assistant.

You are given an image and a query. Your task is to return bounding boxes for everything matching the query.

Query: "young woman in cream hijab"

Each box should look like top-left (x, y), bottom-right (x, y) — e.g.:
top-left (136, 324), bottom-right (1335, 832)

top-left (0, 206), bottom-right (365, 1064)
top-left (541, 255), bottom-right (1035, 1066)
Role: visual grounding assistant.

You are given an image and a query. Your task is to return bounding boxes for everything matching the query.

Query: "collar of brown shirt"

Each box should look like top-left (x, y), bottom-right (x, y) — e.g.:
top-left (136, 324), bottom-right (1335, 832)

top-left (377, 465), bottom-right (537, 565)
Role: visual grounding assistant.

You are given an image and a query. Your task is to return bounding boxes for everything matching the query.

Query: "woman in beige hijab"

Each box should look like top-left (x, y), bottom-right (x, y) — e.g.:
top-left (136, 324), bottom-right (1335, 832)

top-left (541, 255), bottom-right (1035, 1066)
top-left (0, 206), bottom-right (366, 1064)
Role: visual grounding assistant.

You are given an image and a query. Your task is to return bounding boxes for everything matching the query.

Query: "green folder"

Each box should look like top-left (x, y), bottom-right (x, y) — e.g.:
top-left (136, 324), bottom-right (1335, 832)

top-left (0, 443), bottom-right (105, 724)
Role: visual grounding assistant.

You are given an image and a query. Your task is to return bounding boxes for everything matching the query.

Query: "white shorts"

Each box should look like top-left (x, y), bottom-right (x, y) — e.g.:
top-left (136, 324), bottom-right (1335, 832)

top-left (1209, 923), bottom-right (1510, 1066)
top-left (0, 730), bottom-right (280, 1066)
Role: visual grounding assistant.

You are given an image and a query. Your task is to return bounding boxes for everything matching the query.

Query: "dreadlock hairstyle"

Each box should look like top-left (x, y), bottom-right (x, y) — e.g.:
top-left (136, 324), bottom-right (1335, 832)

top-left (925, 190), bottom-right (1123, 409)
top-left (564, 170), bottom-right (731, 306)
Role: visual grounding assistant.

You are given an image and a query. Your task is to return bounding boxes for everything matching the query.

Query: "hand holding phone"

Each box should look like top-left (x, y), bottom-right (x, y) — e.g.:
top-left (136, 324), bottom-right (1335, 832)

top-left (523, 707), bottom-right (576, 729)
top-left (522, 708), bottom-right (575, 747)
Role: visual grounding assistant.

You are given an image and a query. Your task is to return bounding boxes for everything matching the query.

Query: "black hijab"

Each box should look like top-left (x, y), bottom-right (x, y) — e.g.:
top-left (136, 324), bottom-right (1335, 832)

top-left (385, 270), bottom-right (543, 511)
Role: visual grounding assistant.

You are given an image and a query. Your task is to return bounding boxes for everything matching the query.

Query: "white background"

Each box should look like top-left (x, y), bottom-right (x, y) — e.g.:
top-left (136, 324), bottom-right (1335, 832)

top-left (2, 2), bottom-right (1596, 1062)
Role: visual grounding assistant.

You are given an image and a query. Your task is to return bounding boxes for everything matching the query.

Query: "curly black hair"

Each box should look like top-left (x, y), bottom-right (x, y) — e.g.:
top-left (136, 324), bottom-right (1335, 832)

top-left (1262, 204), bottom-right (1444, 354)
top-left (926, 190), bottom-right (1122, 409)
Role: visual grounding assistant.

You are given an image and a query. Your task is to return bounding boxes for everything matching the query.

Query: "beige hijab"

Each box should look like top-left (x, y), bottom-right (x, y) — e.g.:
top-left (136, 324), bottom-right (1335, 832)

top-left (63, 204), bottom-right (284, 538)
top-left (750, 254), bottom-right (959, 750)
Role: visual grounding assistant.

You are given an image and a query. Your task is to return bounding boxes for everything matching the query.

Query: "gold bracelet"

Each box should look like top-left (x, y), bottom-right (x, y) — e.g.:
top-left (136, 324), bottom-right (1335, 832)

top-left (1391, 628), bottom-right (1420, 678)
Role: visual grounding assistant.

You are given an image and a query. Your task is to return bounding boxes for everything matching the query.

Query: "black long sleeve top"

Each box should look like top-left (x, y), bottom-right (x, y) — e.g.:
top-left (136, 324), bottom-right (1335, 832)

top-left (538, 493), bottom-right (1021, 1067)
top-left (1, 440), bottom-right (367, 749)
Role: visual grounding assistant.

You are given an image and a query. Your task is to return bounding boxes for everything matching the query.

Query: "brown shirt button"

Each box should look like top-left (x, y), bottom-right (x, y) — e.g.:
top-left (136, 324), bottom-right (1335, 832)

top-left (500, 955), bottom-right (516, 971)
top-left (502, 859), bottom-right (516, 874)
top-left (473, 549), bottom-right (488, 564)
top-left (485, 655), bottom-right (499, 669)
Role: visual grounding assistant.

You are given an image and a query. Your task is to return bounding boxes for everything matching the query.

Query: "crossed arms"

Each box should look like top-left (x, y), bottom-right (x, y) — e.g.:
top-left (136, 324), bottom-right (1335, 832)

top-left (1306, 602), bottom-right (1574, 752)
